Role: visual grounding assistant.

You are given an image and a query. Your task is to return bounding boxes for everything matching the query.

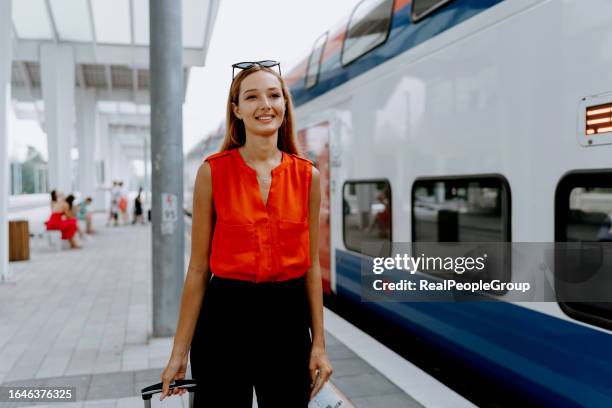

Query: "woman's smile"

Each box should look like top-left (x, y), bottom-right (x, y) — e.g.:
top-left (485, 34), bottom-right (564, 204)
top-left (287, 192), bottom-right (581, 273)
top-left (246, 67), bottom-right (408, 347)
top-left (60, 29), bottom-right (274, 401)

top-left (256, 114), bottom-right (275, 123)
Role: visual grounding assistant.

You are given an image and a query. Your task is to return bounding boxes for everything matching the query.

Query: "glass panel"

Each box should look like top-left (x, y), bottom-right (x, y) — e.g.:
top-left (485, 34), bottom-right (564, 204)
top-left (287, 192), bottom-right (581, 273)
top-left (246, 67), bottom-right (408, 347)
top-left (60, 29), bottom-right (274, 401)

top-left (305, 33), bottom-right (328, 89)
top-left (183, 0), bottom-right (207, 48)
top-left (133, 0), bottom-right (149, 45)
top-left (14, 102), bottom-right (37, 114)
top-left (17, 144), bottom-right (48, 194)
top-left (98, 101), bottom-right (118, 114)
top-left (412, 177), bottom-right (510, 285)
top-left (567, 187), bottom-right (612, 242)
top-left (559, 181), bottom-right (612, 327)
top-left (412, 0), bottom-right (452, 22)
top-left (343, 181), bottom-right (391, 257)
top-left (413, 178), bottom-right (508, 242)
top-left (91, 0), bottom-right (131, 44)
top-left (118, 102), bottom-right (137, 114)
top-left (342, 0), bottom-right (393, 66)
top-left (13, 0), bottom-right (54, 40)
top-left (138, 105), bottom-right (151, 114)
top-left (49, 0), bottom-right (93, 42)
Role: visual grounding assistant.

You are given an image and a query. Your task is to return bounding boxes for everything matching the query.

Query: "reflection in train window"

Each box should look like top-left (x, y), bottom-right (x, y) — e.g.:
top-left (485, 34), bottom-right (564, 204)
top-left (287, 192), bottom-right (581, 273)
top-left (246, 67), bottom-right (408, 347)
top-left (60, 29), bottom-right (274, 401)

top-left (565, 188), bottom-right (612, 241)
top-left (412, 0), bottom-right (454, 22)
top-left (305, 32), bottom-right (328, 89)
top-left (341, 0), bottom-right (394, 66)
top-left (555, 171), bottom-right (612, 330)
top-left (343, 180), bottom-right (391, 256)
top-left (412, 176), bottom-right (511, 242)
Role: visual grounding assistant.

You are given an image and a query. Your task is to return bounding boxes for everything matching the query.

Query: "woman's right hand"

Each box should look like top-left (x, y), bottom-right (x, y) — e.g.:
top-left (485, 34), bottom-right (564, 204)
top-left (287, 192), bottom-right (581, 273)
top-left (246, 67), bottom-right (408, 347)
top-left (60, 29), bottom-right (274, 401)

top-left (160, 354), bottom-right (189, 401)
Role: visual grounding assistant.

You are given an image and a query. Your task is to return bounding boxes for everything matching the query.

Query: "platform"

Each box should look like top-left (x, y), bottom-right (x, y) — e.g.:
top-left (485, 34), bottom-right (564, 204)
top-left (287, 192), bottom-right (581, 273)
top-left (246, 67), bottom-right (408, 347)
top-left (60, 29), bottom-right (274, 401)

top-left (0, 211), bottom-right (473, 407)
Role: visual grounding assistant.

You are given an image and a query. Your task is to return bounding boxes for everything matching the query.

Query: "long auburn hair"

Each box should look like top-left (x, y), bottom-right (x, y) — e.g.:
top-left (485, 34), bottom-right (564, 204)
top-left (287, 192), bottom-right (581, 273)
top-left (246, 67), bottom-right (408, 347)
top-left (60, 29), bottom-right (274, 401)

top-left (219, 65), bottom-right (300, 155)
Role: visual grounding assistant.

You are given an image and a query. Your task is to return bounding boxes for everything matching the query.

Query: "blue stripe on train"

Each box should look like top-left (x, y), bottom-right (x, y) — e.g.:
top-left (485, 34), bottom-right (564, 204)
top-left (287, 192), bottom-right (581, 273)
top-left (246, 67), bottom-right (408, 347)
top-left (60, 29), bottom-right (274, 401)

top-left (290, 0), bottom-right (504, 107)
top-left (335, 249), bottom-right (612, 407)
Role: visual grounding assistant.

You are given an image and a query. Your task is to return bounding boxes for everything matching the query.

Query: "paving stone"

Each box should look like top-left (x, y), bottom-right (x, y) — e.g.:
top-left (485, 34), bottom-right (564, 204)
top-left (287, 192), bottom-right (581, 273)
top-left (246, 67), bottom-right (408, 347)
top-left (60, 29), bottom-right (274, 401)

top-left (86, 382), bottom-right (134, 401)
top-left (351, 392), bottom-right (424, 408)
top-left (332, 372), bottom-right (399, 400)
top-left (82, 399), bottom-right (117, 407)
top-left (324, 333), bottom-right (342, 347)
top-left (326, 343), bottom-right (360, 361)
top-left (329, 357), bottom-right (379, 378)
top-left (134, 369), bottom-right (162, 384)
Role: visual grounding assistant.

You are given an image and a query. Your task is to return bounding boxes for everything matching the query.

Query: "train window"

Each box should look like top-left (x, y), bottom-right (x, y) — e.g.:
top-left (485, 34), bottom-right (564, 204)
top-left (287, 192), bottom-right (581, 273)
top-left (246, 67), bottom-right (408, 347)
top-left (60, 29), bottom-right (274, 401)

top-left (555, 170), bottom-right (612, 330)
top-left (412, 0), bottom-right (454, 22)
top-left (305, 32), bottom-right (328, 89)
top-left (343, 180), bottom-right (391, 257)
top-left (412, 176), bottom-right (511, 242)
top-left (412, 176), bottom-right (511, 287)
top-left (341, 0), bottom-right (394, 67)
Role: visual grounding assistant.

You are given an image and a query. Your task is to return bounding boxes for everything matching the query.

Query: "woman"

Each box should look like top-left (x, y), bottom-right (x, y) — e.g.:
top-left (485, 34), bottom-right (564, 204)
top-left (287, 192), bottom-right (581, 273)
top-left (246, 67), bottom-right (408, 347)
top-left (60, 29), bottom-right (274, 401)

top-left (46, 191), bottom-right (80, 249)
top-left (160, 61), bottom-right (333, 407)
top-left (132, 187), bottom-right (145, 225)
top-left (65, 194), bottom-right (85, 240)
top-left (50, 190), bottom-right (57, 211)
top-left (106, 181), bottom-right (120, 227)
top-left (118, 181), bottom-right (129, 225)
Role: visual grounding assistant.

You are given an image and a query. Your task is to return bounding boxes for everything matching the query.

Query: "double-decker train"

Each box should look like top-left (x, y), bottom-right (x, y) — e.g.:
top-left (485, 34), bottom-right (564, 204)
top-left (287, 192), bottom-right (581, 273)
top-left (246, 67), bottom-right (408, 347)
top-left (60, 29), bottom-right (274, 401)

top-left (186, 1), bottom-right (612, 406)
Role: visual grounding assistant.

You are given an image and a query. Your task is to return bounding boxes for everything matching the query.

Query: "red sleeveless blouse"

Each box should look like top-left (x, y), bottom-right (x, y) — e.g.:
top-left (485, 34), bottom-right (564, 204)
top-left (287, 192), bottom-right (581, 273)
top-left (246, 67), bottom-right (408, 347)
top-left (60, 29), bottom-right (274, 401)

top-left (205, 148), bottom-right (313, 282)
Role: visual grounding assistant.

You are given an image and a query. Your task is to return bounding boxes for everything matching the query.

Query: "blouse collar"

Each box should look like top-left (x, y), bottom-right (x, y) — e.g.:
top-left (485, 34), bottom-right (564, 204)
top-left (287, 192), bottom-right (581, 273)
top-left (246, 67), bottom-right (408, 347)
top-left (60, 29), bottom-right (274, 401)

top-left (232, 147), bottom-right (289, 176)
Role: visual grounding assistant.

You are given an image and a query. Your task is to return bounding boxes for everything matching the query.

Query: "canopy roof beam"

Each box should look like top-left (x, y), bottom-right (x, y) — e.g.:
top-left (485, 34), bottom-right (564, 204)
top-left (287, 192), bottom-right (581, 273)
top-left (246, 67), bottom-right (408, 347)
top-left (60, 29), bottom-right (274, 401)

top-left (86, 0), bottom-right (98, 62)
top-left (43, 0), bottom-right (59, 43)
top-left (14, 41), bottom-right (205, 67)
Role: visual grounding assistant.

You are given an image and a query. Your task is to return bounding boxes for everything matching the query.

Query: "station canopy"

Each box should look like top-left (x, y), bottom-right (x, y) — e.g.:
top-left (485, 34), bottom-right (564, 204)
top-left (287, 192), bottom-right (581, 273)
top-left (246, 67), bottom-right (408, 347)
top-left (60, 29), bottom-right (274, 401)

top-left (10, 0), bottom-right (219, 124)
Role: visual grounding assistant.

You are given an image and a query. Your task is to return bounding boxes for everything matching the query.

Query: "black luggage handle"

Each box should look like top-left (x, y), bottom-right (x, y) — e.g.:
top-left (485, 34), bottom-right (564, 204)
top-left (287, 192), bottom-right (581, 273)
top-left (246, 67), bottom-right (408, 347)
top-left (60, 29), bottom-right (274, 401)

top-left (140, 379), bottom-right (198, 400)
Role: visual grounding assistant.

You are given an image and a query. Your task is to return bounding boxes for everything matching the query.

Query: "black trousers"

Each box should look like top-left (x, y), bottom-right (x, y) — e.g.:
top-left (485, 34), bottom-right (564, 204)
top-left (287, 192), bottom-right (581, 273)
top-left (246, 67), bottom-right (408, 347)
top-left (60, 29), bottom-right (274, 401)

top-left (190, 274), bottom-right (312, 407)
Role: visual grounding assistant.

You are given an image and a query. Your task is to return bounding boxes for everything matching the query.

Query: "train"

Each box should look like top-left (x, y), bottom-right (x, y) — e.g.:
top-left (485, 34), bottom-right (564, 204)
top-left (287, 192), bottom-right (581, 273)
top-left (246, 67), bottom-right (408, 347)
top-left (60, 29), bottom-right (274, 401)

top-left (185, 0), bottom-right (612, 406)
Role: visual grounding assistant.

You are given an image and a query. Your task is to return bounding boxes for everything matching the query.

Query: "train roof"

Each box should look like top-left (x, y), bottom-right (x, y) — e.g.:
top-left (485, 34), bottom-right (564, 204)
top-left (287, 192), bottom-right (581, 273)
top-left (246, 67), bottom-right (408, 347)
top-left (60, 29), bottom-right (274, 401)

top-left (286, 0), bottom-right (503, 107)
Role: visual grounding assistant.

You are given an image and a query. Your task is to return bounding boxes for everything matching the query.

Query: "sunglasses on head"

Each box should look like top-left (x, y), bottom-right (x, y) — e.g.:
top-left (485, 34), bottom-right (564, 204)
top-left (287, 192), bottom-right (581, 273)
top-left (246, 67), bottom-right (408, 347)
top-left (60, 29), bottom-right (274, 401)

top-left (232, 60), bottom-right (282, 81)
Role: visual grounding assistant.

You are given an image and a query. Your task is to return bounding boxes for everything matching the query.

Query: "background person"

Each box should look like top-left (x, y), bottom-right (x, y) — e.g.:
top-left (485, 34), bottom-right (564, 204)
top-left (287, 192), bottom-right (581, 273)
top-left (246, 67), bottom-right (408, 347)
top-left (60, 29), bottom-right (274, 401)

top-left (132, 187), bottom-right (145, 225)
top-left (106, 181), bottom-right (120, 227)
top-left (118, 181), bottom-right (129, 225)
top-left (76, 197), bottom-right (94, 234)
top-left (45, 191), bottom-right (80, 249)
top-left (50, 189), bottom-right (58, 210)
top-left (65, 194), bottom-right (85, 241)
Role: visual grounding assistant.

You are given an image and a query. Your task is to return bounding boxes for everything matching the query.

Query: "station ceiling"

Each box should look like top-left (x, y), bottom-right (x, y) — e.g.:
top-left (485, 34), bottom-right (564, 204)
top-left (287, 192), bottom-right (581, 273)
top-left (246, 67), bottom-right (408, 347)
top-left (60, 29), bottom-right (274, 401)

top-left (10, 0), bottom-right (219, 122)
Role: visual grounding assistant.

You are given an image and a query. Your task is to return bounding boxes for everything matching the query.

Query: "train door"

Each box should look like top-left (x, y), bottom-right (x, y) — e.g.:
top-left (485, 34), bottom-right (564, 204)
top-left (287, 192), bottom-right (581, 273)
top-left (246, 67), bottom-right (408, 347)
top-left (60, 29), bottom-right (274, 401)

top-left (298, 123), bottom-right (331, 294)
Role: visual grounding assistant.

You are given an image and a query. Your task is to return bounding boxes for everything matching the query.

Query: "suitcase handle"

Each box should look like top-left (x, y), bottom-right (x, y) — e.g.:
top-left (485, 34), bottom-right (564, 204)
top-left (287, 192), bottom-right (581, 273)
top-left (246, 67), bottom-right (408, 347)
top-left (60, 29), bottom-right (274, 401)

top-left (140, 379), bottom-right (197, 400)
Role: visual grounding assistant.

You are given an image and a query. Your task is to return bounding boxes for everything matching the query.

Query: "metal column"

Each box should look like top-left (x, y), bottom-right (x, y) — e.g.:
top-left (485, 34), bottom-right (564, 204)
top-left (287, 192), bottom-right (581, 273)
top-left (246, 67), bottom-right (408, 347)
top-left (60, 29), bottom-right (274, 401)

top-left (150, 0), bottom-right (184, 336)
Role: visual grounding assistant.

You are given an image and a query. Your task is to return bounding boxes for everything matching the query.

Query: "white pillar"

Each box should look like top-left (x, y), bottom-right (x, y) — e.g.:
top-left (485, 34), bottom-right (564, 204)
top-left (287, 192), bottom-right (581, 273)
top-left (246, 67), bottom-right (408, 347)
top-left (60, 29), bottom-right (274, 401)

top-left (111, 135), bottom-right (122, 183)
top-left (93, 115), bottom-right (109, 212)
top-left (0, 0), bottom-right (12, 282)
top-left (40, 44), bottom-right (75, 195)
top-left (97, 115), bottom-right (110, 183)
top-left (122, 150), bottom-right (131, 190)
top-left (76, 89), bottom-right (97, 200)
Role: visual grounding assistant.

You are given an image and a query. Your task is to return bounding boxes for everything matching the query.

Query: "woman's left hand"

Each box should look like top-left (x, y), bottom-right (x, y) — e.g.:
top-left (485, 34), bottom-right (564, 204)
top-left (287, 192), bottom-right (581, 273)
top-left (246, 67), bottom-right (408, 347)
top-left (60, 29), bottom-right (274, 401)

top-left (309, 345), bottom-right (333, 400)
